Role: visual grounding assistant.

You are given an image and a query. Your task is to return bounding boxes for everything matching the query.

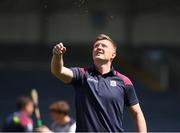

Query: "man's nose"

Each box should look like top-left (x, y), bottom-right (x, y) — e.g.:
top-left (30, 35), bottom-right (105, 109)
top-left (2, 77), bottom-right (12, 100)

top-left (96, 47), bottom-right (102, 52)
top-left (97, 44), bottom-right (103, 49)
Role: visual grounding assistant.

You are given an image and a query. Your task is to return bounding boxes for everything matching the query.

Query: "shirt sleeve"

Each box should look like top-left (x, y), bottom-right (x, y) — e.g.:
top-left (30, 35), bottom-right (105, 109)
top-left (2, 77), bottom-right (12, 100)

top-left (124, 84), bottom-right (139, 107)
top-left (68, 122), bottom-right (76, 132)
top-left (69, 67), bottom-right (85, 85)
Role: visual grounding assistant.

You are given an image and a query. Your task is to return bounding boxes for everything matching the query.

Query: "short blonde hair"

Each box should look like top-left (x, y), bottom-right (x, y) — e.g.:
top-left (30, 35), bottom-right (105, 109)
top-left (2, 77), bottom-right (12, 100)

top-left (95, 34), bottom-right (117, 51)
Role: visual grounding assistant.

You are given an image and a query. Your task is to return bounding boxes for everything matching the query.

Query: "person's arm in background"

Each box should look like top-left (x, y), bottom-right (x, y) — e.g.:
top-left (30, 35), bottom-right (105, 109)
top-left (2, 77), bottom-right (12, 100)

top-left (129, 103), bottom-right (147, 133)
top-left (36, 126), bottom-right (53, 133)
top-left (51, 43), bottom-right (73, 83)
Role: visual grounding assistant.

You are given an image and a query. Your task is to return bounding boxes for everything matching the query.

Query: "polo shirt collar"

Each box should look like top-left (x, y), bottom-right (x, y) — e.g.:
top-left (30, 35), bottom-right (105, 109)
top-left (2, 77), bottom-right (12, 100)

top-left (91, 65), bottom-right (115, 76)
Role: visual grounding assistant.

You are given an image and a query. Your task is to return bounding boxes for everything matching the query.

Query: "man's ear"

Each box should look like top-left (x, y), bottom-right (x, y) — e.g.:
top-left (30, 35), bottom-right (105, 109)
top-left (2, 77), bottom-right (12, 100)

top-left (112, 52), bottom-right (116, 59)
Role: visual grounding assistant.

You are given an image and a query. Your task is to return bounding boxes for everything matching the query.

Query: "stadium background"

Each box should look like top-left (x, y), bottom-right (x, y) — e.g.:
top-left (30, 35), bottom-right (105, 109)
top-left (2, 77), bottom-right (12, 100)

top-left (0, 0), bottom-right (180, 131)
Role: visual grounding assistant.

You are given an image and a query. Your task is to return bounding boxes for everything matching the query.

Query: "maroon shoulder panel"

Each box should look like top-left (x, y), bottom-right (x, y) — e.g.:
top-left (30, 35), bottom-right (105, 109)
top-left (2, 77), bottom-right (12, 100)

top-left (79, 67), bottom-right (88, 74)
top-left (114, 71), bottom-right (133, 86)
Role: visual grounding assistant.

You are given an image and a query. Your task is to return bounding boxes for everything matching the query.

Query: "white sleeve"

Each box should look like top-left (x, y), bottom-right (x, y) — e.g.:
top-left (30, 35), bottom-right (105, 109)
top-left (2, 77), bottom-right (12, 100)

top-left (68, 122), bottom-right (76, 133)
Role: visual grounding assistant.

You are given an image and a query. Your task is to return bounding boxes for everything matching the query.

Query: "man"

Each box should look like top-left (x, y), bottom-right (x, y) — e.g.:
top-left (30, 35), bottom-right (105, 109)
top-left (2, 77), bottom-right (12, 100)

top-left (51, 34), bottom-right (147, 132)
top-left (2, 96), bottom-right (34, 132)
top-left (36, 101), bottom-right (76, 132)
top-left (49, 101), bottom-right (76, 132)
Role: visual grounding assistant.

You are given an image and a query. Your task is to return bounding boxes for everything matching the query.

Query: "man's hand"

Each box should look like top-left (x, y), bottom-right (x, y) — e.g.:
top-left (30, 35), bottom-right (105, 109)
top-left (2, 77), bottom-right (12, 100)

top-left (53, 43), bottom-right (66, 55)
top-left (51, 42), bottom-right (73, 83)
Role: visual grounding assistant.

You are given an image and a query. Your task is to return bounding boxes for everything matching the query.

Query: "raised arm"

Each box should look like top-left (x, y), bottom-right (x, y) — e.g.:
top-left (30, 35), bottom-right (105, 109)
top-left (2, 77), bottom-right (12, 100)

top-left (51, 43), bottom-right (73, 83)
top-left (129, 103), bottom-right (147, 133)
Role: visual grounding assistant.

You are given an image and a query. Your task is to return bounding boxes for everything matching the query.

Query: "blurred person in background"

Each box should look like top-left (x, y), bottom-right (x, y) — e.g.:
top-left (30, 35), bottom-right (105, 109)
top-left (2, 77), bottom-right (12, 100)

top-left (51, 34), bottom-right (147, 132)
top-left (2, 96), bottom-right (34, 132)
top-left (36, 101), bottom-right (76, 132)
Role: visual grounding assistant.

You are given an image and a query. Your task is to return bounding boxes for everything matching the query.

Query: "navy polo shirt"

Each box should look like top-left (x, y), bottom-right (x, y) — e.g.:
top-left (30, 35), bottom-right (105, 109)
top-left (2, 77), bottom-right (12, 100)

top-left (70, 66), bottom-right (139, 132)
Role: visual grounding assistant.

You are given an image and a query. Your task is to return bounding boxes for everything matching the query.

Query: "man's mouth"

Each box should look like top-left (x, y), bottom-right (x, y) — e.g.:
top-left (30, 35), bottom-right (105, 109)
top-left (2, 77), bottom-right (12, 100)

top-left (96, 51), bottom-right (103, 55)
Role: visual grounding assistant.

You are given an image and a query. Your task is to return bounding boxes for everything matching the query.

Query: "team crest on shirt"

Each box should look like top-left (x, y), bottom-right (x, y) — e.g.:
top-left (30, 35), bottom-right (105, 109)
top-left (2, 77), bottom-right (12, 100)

top-left (110, 80), bottom-right (117, 87)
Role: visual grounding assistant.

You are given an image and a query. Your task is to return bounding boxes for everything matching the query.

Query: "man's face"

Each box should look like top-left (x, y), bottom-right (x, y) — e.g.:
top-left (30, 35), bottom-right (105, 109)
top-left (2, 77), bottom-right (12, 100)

top-left (50, 112), bottom-right (64, 122)
top-left (25, 101), bottom-right (34, 116)
top-left (93, 39), bottom-right (116, 63)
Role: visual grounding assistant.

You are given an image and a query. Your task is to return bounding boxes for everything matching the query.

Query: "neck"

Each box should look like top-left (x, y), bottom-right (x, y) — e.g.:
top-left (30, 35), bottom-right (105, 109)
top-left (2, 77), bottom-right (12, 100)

top-left (20, 109), bottom-right (28, 115)
top-left (57, 115), bottom-right (71, 125)
top-left (94, 61), bottom-right (111, 75)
